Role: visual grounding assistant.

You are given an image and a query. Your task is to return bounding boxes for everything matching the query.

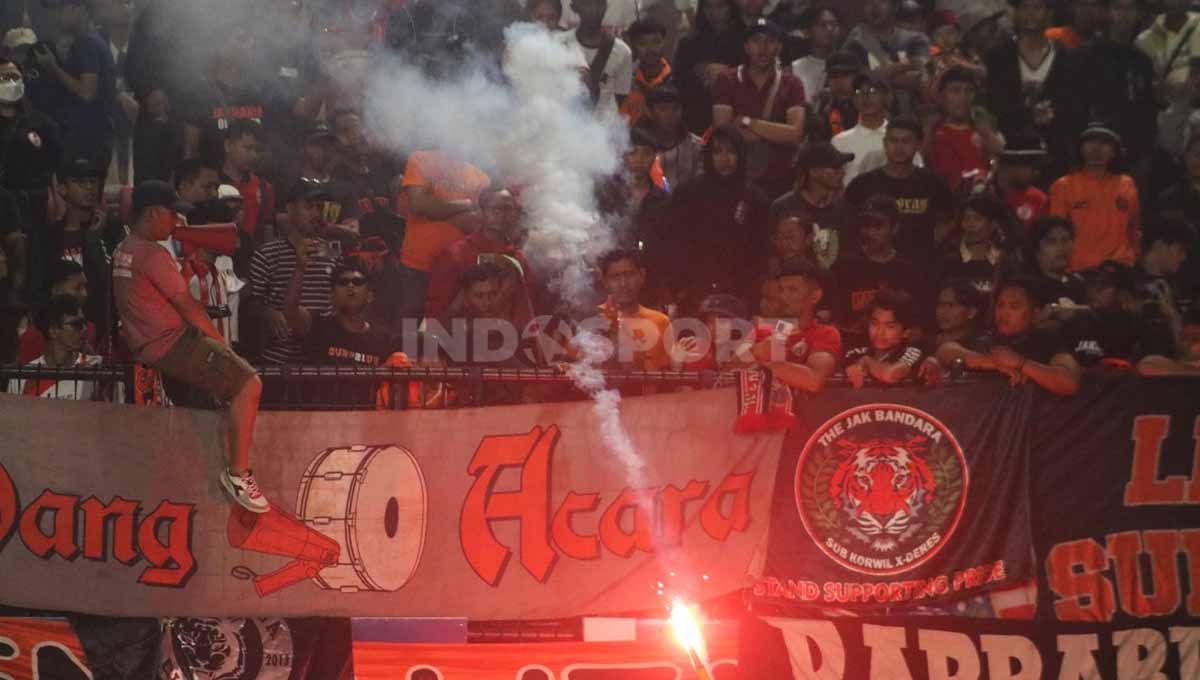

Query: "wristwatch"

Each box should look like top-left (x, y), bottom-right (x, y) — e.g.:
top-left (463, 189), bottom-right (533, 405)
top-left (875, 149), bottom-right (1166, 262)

top-left (739, 115), bottom-right (752, 129)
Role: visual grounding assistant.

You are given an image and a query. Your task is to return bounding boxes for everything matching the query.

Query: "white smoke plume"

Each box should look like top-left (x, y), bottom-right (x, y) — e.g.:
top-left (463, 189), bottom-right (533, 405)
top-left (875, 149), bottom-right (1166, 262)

top-left (364, 23), bottom-right (644, 481)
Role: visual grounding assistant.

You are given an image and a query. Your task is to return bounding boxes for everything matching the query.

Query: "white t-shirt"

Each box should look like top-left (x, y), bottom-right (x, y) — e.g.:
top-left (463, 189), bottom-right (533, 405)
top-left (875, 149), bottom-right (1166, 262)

top-left (833, 121), bottom-right (889, 186)
top-left (8, 354), bottom-right (103, 400)
top-left (791, 56), bottom-right (827, 106)
top-left (559, 0), bottom-right (645, 34)
top-left (555, 30), bottom-right (634, 117)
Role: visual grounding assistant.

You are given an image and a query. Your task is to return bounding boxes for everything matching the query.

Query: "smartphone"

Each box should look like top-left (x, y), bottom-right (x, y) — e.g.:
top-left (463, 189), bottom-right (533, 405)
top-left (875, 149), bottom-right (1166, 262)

top-left (774, 320), bottom-right (796, 338)
top-left (328, 240), bottom-right (342, 257)
top-left (477, 253), bottom-right (498, 265)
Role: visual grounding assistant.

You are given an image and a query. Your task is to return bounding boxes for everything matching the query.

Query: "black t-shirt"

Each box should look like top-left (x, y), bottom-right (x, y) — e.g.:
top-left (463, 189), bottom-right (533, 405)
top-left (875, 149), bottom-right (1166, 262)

top-left (974, 327), bottom-right (1070, 365)
top-left (845, 167), bottom-right (954, 265)
top-left (830, 252), bottom-right (922, 325)
top-left (304, 314), bottom-right (397, 409)
top-left (1031, 271), bottom-right (1088, 307)
top-left (1063, 309), bottom-right (1148, 366)
top-left (49, 31), bottom-right (116, 155)
top-left (0, 112), bottom-right (61, 192)
top-left (768, 190), bottom-right (857, 267)
top-left (935, 249), bottom-right (998, 297)
top-left (180, 83), bottom-right (271, 165)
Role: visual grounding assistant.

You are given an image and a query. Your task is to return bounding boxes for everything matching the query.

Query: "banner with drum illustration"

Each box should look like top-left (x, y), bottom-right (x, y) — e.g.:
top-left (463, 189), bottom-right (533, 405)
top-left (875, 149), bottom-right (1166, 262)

top-left (751, 381), bottom-right (1037, 613)
top-left (0, 390), bottom-right (782, 619)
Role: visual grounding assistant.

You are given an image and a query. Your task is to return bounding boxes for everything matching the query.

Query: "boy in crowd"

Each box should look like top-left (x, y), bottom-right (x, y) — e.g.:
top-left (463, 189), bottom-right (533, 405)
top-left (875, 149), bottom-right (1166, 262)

top-left (833, 73), bottom-right (892, 185)
top-left (556, 0), bottom-right (634, 115)
top-left (809, 51), bottom-right (863, 141)
top-left (926, 66), bottom-right (1000, 194)
top-left (846, 117), bottom-right (955, 266)
top-left (621, 18), bottom-right (672, 125)
top-left (1049, 123), bottom-right (1141, 271)
top-left (843, 288), bottom-right (926, 387)
top-left (989, 132), bottom-right (1049, 236)
top-left (593, 248), bottom-right (671, 373)
top-left (8, 294), bottom-right (102, 400)
top-left (638, 86), bottom-right (705, 190)
top-left (831, 195), bottom-right (921, 337)
top-left (220, 120), bottom-right (275, 243)
top-left (768, 212), bottom-right (819, 273)
top-left (17, 260), bottom-right (95, 363)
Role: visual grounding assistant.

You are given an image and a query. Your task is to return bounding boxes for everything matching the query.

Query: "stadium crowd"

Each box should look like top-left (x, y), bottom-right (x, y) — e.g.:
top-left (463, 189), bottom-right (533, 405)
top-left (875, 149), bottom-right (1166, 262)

top-left (3, 0), bottom-right (1200, 412)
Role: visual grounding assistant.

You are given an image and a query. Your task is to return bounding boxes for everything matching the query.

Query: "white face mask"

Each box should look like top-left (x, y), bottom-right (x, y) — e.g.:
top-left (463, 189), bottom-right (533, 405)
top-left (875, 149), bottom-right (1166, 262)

top-left (0, 79), bottom-right (25, 104)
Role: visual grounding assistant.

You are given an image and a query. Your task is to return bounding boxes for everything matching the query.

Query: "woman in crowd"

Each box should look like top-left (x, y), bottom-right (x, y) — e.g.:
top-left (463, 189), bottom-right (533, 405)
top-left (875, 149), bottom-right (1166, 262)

top-left (661, 124), bottom-right (768, 312)
top-left (672, 0), bottom-right (745, 134)
top-left (936, 276), bottom-right (1081, 395)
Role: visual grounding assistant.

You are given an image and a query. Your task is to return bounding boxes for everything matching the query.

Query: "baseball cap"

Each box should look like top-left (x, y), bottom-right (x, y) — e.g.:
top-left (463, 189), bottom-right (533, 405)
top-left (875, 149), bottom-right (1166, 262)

top-left (852, 72), bottom-right (891, 93)
top-left (887, 116), bottom-right (923, 138)
top-left (286, 178), bottom-right (334, 204)
top-left (132, 180), bottom-right (191, 216)
top-left (826, 51), bottom-right (863, 76)
top-left (999, 131), bottom-right (1049, 163)
top-left (2, 28), bottom-right (36, 50)
top-left (217, 184), bottom-right (243, 201)
top-left (1080, 121), bottom-right (1122, 147)
top-left (698, 293), bottom-right (748, 320)
top-left (745, 18), bottom-right (784, 40)
top-left (59, 157), bottom-right (102, 180)
top-left (793, 142), bottom-right (854, 170)
top-left (936, 64), bottom-right (978, 91)
top-left (959, 8), bottom-right (1004, 36)
top-left (857, 194), bottom-right (899, 222)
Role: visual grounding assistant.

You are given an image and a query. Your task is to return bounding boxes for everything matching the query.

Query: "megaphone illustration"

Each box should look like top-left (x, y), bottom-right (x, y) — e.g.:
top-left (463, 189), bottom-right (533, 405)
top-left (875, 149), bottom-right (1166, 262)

top-left (228, 505), bottom-right (340, 597)
top-left (174, 223), bottom-right (240, 257)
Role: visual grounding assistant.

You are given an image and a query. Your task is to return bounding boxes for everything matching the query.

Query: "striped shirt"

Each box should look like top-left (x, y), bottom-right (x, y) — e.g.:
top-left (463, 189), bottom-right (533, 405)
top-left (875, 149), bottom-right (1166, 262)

top-left (248, 238), bottom-right (337, 364)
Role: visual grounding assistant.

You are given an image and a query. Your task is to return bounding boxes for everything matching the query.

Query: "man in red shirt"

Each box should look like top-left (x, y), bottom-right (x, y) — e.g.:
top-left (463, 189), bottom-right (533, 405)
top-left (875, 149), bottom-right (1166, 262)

top-left (926, 66), bottom-right (1001, 194)
top-left (425, 187), bottom-right (535, 325)
top-left (747, 259), bottom-right (842, 393)
top-left (112, 181), bottom-right (267, 513)
top-left (991, 132), bottom-right (1049, 238)
top-left (712, 18), bottom-right (808, 199)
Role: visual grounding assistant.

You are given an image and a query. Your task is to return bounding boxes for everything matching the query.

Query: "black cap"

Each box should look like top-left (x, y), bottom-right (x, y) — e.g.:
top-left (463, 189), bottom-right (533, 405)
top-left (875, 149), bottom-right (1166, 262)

top-left (286, 178), bottom-right (335, 204)
top-left (852, 72), bottom-right (891, 93)
top-left (826, 51), bottom-right (863, 76)
top-left (888, 116), bottom-right (923, 138)
top-left (793, 142), bottom-right (854, 170)
top-left (698, 293), bottom-right (748, 319)
top-left (745, 18), bottom-right (784, 40)
top-left (936, 64), bottom-right (978, 91)
top-left (1000, 130), bottom-right (1049, 162)
top-left (59, 157), bottom-right (102, 180)
top-left (304, 124), bottom-right (336, 144)
top-left (858, 194), bottom-right (899, 221)
top-left (132, 180), bottom-right (191, 216)
top-left (1080, 121), bottom-right (1122, 147)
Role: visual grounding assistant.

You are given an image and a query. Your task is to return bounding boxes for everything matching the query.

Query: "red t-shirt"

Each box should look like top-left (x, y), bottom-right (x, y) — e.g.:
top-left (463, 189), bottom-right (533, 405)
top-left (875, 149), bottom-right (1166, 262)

top-left (928, 123), bottom-right (988, 194)
top-left (229, 172), bottom-right (274, 239)
top-left (754, 320), bottom-right (843, 364)
top-left (1004, 185), bottom-right (1048, 237)
top-left (112, 235), bottom-right (190, 364)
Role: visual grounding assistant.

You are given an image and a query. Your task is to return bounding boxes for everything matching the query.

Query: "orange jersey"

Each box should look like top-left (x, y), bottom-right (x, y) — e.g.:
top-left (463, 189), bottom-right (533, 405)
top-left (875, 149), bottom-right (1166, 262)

top-left (1048, 172), bottom-right (1141, 271)
top-left (597, 301), bottom-right (672, 371)
top-left (401, 151), bottom-right (491, 272)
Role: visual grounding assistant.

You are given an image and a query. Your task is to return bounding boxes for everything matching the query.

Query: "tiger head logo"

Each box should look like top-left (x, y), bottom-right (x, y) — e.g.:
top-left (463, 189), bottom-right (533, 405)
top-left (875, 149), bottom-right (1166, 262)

top-left (796, 405), bottom-right (967, 576)
top-left (829, 437), bottom-right (936, 552)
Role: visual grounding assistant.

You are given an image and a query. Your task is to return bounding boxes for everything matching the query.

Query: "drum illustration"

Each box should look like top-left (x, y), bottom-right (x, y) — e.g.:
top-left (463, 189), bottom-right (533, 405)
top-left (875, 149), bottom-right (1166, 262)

top-left (296, 445), bottom-right (427, 592)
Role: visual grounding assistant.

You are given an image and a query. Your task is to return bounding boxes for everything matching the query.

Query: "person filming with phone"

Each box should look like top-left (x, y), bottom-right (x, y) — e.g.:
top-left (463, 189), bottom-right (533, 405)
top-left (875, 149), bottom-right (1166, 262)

top-left (246, 179), bottom-right (341, 366)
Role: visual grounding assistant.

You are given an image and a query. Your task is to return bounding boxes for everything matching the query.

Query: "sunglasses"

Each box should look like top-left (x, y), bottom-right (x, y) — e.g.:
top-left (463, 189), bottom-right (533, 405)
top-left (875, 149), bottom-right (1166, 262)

top-left (335, 277), bottom-right (368, 287)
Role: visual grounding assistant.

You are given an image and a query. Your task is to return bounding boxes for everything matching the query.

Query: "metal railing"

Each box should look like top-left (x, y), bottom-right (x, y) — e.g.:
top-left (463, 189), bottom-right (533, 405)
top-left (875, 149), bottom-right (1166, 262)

top-left (0, 362), bottom-right (983, 410)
